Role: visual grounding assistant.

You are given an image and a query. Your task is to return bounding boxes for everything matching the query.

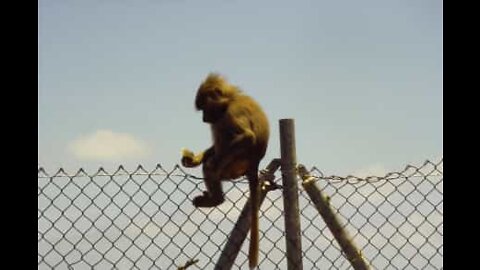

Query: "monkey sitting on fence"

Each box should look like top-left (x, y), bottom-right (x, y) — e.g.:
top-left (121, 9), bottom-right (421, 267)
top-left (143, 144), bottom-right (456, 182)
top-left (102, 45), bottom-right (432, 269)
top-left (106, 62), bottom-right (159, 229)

top-left (181, 73), bottom-right (270, 269)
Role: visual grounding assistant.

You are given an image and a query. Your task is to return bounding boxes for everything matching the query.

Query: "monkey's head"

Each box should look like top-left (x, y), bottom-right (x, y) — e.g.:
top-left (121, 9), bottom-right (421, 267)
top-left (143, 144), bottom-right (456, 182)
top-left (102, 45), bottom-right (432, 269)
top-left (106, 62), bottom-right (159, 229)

top-left (195, 73), bottom-right (239, 123)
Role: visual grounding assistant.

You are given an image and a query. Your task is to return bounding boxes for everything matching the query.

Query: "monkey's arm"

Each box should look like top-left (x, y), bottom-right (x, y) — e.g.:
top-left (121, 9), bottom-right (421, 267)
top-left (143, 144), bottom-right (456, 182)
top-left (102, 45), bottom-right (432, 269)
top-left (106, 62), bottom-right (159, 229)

top-left (211, 118), bottom-right (256, 174)
top-left (223, 113), bottom-right (256, 151)
top-left (181, 147), bottom-right (215, 168)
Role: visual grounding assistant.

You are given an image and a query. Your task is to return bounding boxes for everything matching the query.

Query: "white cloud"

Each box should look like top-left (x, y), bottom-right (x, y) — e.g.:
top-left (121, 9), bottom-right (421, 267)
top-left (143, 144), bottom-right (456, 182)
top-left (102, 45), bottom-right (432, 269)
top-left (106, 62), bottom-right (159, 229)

top-left (68, 130), bottom-right (150, 161)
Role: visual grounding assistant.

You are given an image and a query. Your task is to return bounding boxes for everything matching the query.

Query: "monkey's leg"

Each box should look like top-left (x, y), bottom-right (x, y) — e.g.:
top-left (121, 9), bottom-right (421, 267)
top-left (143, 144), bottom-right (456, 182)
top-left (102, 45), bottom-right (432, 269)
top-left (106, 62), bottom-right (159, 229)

top-left (192, 156), bottom-right (225, 207)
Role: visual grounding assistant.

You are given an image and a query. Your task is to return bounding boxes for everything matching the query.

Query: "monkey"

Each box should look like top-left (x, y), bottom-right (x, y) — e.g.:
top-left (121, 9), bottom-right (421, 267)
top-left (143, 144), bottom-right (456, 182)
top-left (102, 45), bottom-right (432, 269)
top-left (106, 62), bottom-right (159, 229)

top-left (181, 73), bottom-right (269, 269)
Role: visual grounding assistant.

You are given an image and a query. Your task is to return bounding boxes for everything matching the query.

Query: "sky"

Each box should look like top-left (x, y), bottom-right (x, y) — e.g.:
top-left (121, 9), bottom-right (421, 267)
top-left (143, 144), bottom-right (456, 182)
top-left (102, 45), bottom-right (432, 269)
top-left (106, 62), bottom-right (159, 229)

top-left (38, 0), bottom-right (443, 177)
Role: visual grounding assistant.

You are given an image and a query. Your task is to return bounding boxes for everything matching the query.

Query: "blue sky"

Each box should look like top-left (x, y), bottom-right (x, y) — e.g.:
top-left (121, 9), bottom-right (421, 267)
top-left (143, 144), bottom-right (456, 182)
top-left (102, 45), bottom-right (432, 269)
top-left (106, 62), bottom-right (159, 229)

top-left (38, 0), bottom-right (442, 176)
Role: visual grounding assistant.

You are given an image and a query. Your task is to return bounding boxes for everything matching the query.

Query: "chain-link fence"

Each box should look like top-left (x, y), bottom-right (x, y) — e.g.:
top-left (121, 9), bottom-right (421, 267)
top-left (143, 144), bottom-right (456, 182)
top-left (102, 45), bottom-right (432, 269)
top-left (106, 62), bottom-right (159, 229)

top-left (38, 159), bottom-right (443, 269)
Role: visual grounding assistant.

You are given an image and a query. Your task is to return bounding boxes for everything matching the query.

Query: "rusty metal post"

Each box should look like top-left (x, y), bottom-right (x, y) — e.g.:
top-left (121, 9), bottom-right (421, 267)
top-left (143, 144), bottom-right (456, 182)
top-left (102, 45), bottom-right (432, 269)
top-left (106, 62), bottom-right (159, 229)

top-left (279, 119), bottom-right (303, 270)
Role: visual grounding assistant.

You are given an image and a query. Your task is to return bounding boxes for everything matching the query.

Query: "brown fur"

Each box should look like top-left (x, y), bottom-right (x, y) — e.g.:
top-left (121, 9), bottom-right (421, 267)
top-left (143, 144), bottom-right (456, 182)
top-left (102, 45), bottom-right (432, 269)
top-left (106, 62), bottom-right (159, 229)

top-left (181, 73), bottom-right (269, 268)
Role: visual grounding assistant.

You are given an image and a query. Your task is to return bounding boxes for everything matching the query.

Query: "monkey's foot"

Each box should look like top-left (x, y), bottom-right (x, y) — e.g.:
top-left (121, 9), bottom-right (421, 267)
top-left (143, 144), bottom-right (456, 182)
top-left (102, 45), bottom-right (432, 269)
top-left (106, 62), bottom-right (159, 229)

top-left (193, 192), bottom-right (225, 207)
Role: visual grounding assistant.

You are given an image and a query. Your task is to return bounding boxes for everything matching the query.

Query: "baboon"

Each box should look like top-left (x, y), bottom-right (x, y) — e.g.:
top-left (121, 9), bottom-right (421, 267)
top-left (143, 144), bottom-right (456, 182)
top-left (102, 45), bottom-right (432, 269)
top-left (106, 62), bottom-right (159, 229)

top-left (181, 73), bottom-right (269, 269)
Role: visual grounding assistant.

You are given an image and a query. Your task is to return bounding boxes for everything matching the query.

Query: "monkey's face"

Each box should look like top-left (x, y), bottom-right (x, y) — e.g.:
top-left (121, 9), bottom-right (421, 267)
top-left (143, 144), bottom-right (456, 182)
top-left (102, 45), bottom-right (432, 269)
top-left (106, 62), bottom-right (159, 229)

top-left (195, 87), bottom-right (221, 110)
top-left (195, 87), bottom-right (228, 123)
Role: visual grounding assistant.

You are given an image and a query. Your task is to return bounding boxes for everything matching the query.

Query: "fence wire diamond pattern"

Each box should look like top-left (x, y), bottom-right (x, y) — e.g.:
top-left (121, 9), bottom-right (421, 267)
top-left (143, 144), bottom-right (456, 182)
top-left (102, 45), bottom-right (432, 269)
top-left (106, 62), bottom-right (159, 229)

top-left (38, 159), bottom-right (443, 269)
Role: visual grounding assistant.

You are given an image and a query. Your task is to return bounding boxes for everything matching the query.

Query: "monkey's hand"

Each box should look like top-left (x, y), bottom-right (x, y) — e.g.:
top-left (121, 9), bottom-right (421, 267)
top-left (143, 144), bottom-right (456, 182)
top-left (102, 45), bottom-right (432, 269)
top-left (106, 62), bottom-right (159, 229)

top-left (181, 148), bottom-right (196, 167)
top-left (181, 148), bottom-right (202, 168)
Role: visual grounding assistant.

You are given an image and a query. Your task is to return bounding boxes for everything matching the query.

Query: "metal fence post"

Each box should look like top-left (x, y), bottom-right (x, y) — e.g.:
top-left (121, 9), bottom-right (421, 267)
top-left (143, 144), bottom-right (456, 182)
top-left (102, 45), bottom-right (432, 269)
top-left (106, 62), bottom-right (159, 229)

top-left (279, 119), bottom-right (303, 270)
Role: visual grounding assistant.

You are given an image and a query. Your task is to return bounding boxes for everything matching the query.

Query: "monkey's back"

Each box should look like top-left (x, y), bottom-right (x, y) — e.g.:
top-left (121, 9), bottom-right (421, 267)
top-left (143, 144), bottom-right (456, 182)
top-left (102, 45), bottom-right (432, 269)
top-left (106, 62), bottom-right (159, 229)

top-left (228, 94), bottom-right (270, 161)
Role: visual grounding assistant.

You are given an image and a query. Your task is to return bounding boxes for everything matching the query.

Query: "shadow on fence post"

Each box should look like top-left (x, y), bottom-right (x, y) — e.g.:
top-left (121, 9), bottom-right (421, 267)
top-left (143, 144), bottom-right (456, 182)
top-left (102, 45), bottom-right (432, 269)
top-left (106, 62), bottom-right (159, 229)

top-left (298, 165), bottom-right (371, 270)
top-left (279, 119), bottom-right (304, 270)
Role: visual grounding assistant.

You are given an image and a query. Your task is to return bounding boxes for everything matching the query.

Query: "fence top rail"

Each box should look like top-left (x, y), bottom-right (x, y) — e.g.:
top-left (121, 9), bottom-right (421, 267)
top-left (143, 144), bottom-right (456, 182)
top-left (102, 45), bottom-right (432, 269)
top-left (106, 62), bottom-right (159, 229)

top-left (38, 158), bottom-right (442, 183)
top-left (38, 164), bottom-right (197, 179)
top-left (312, 158), bottom-right (443, 183)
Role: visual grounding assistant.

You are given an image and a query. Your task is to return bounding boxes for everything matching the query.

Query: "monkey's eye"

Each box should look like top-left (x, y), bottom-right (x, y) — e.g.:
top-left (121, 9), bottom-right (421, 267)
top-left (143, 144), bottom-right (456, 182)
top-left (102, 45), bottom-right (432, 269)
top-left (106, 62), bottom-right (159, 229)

top-left (210, 88), bottom-right (222, 99)
top-left (213, 87), bottom-right (222, 95)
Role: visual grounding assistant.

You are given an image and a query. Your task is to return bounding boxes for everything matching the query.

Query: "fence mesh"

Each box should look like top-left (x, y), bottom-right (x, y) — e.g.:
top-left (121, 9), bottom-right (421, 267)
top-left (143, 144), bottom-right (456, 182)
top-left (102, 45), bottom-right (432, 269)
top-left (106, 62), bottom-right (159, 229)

top-left (38, 159), bottom-right (443, 269)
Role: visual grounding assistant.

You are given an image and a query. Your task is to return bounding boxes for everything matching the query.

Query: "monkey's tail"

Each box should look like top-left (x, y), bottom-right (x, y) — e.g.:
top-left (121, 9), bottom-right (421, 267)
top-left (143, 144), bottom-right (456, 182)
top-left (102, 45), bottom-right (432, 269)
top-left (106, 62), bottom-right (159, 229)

top-left (248, 166), bottom-right (260, 269)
